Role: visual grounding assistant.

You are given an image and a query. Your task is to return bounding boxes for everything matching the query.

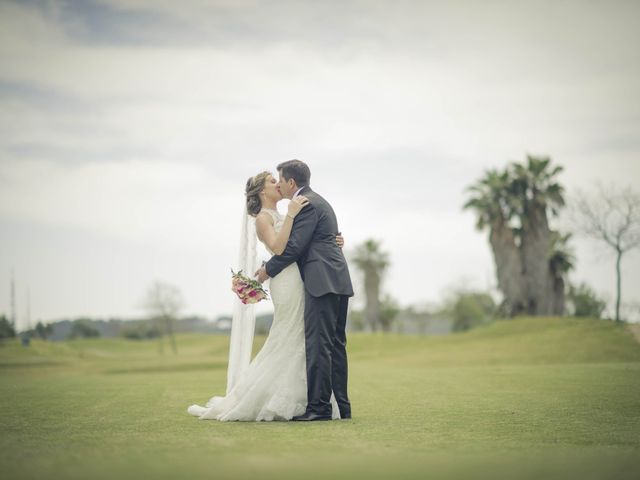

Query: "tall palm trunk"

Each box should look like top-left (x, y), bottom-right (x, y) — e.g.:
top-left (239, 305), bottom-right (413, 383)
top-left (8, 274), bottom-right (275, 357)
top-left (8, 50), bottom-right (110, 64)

top-left (465, 157), bottom-right (570, 318)
top-left (489, 222), bottom-right (526, 315)
top-left (521, 205), bottom-right (552, 315)
top-left (364, 267), bottom-right (381, 331)
top-left (549, 272), bottom-right (565, 315)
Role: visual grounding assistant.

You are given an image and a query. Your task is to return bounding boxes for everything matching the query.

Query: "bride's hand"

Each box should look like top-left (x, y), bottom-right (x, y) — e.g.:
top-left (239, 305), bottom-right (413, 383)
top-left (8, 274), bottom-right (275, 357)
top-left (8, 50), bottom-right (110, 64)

top-left (336, 232), bottom-right (344, 248)
top-left (287, 195), bottom-right (309, 218)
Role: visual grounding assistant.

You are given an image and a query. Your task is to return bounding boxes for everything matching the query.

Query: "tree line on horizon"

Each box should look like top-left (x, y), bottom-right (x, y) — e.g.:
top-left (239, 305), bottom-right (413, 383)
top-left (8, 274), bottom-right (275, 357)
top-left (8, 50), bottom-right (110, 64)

top-left (2, 155), bottom-right (638, 343)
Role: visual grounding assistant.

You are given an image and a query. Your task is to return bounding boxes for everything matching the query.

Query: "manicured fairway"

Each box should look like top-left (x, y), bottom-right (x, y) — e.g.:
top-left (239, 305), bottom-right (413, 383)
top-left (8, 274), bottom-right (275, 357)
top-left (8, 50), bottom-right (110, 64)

top-left (1, 317), bottom-right (639, 480)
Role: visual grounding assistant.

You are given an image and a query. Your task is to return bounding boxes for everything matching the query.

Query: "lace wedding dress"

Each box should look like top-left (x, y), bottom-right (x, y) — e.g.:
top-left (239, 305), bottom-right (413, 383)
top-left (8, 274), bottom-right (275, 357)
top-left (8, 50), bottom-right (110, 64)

top-left (187, 208), bottom-right (340, 421)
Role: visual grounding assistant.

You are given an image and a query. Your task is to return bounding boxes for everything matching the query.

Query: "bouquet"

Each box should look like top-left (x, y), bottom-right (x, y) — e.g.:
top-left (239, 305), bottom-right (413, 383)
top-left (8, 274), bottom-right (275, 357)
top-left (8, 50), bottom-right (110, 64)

top-left (231, 269), bottom-right (269, 304)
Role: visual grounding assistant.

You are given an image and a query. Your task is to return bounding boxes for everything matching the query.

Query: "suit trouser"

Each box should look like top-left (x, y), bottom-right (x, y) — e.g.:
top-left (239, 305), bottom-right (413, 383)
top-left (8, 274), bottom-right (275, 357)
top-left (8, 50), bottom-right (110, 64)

top-left (303, 292), bottom-right (350, 417)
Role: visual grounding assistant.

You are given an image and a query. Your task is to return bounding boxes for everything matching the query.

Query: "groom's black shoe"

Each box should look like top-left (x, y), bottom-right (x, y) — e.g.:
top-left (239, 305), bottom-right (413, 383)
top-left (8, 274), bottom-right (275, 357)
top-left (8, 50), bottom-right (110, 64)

top-left (291, 412), bottom-right (332, 422)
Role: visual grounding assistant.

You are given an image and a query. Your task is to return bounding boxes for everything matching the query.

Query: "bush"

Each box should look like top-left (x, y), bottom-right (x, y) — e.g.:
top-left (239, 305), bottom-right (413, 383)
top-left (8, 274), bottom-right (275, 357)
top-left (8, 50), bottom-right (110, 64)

top-left (442, 290), bottom-right (497, 332)
top-left (69, 319), bottom-right (100, 339)
top-left (121, 323), bottom-right (162, 340)
top-left (346, 296), bottom-right (400, 333)
top-left (568, 283), bottom-right (607, 319)
top-left (380, 295), bottom-right (400, 331)
top-left (347, 309), bottom-right (365, 332)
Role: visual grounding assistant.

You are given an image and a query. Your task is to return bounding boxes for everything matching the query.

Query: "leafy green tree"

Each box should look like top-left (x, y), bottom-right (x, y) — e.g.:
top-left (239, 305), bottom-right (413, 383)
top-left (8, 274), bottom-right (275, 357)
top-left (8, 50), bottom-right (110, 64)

top-left (0, 314), bottom-right (16, 339)
top-left (34, 321), bottom-right (53, 340)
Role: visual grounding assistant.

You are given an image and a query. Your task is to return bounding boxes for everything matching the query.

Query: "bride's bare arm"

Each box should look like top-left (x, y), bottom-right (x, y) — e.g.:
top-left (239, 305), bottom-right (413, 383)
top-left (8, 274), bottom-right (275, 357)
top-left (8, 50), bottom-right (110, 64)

top-left (256, 196), bottom-right (309, 255)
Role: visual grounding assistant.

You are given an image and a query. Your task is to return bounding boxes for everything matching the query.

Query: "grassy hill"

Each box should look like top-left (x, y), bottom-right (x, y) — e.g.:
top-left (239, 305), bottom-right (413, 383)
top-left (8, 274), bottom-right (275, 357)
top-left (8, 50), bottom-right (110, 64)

top-left (1, 317), bottom-right (639, 480)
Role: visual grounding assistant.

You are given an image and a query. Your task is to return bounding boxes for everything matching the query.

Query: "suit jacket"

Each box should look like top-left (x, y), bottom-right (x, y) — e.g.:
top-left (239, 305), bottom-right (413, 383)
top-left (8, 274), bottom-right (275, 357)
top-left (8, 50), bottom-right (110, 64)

top-left (265, 186), bottom-right (354, 298)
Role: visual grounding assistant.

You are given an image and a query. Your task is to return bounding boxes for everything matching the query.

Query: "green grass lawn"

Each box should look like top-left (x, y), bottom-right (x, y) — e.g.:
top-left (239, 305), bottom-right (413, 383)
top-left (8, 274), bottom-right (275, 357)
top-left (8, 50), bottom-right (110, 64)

top-left (1, 317), bottom-right (639, 480)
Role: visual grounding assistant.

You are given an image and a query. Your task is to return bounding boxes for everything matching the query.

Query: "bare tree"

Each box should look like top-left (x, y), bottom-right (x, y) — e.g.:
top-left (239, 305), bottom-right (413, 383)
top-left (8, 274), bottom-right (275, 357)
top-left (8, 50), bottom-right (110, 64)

top-left (572, 185), bottom-right (640, 322)
top-left (142, 281), bottom-right (184, 354)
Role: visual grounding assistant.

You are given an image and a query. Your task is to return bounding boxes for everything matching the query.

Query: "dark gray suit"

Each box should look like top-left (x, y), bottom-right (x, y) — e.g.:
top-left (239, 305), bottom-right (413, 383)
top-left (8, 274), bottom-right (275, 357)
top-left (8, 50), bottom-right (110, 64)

top-left (265, 186), bottom-right (353, 418)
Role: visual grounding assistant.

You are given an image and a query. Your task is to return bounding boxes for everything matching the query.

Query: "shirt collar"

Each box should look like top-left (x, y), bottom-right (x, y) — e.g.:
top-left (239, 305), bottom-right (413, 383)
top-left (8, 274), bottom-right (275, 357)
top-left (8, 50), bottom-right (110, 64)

top-left (293, 186), bottom-right (305, 198)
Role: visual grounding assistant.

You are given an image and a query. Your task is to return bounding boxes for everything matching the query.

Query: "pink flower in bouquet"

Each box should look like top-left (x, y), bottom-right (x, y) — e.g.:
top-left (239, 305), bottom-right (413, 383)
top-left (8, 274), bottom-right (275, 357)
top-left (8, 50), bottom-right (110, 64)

top-left (231, 269), bottom-right (269, 304)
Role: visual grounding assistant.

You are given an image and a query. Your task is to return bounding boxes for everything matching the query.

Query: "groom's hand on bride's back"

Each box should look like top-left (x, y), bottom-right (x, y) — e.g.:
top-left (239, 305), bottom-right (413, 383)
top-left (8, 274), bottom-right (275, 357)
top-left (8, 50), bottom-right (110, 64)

top-left (254, 266), bottom-right (269, 283)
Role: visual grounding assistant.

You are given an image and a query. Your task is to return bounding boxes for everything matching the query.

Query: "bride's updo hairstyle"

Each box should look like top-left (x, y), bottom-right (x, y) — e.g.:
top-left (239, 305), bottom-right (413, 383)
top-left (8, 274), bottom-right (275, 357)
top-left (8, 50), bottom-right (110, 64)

top-left (245, 171), bottom-right (271, 217)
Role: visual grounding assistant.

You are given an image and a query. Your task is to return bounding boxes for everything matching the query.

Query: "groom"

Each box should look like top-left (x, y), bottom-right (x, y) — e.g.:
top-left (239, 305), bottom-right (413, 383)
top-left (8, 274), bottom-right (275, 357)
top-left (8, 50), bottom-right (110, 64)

top-left (255, 160), bottom-right (354, 421)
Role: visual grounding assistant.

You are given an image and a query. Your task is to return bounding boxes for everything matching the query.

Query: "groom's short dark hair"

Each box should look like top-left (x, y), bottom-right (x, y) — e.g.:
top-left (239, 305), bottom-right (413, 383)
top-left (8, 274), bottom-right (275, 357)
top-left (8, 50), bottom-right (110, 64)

top-left (277, 159), bottom-right (310, 187)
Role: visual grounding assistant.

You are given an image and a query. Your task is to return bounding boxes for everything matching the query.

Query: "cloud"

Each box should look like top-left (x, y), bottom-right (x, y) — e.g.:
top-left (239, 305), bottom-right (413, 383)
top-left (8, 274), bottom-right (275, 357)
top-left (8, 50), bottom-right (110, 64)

top-left (3, 0), bottom-right (639, 169)
top-left (0, 157), bottom-right (238, 250)
top-left (1, 0), bottom-right (639, 320)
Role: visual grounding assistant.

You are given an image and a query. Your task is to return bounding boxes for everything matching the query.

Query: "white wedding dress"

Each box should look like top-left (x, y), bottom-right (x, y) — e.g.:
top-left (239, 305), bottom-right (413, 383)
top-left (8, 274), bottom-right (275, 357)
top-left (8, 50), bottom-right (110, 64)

top-left (187, 208), bottom-right (340, 421)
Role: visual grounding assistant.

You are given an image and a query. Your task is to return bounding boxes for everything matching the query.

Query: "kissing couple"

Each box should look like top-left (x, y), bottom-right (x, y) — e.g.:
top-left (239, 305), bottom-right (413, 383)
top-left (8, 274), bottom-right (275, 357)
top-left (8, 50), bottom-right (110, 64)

top-left (188, 159), bottom-right (354, 421)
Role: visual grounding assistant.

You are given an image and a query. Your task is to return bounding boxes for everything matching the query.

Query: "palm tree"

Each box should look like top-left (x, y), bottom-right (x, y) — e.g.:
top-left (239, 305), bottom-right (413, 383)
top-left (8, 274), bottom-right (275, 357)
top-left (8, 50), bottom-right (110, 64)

top-left (464, 155), bottom-right (569, 317)
top-left (352, 239), bottom-right (390, 332)
top-left (464, 169), bottom-right (526, 316)
top-left (509, 156), bottom-right (565, 315)
top-left (548, 232), bottom-right (575, 315)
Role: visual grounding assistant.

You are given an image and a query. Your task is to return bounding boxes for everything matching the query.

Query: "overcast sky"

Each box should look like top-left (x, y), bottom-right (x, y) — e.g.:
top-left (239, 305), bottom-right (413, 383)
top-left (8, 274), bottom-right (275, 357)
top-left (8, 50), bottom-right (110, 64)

top-left (1, 0), bottom-right (639, 327)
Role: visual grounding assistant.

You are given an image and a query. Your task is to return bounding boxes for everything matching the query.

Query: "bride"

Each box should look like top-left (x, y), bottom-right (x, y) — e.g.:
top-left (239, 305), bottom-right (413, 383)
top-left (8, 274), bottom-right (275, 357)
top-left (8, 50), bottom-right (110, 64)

top-left (187, 171), bottom-right (343, 421)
